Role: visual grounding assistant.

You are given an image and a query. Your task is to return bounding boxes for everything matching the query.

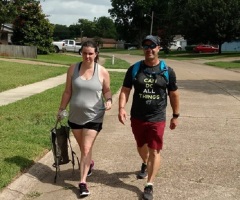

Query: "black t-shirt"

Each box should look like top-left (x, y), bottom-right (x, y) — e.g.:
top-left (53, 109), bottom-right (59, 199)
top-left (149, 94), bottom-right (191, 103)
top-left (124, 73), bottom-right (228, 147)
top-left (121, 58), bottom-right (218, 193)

top-left (123, 61), bottom-right (178, 122)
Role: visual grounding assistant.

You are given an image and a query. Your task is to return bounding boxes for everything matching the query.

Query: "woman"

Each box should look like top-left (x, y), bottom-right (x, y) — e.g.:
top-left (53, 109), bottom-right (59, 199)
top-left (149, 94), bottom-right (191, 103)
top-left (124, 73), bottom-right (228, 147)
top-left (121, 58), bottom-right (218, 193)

top-left (58, 40), bottom-right (112, 196)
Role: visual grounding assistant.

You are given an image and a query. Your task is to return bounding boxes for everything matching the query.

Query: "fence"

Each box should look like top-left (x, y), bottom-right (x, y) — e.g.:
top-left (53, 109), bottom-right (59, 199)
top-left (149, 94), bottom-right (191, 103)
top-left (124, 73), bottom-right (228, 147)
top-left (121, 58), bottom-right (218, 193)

top-left (0, 44), bottom-right (37, 59)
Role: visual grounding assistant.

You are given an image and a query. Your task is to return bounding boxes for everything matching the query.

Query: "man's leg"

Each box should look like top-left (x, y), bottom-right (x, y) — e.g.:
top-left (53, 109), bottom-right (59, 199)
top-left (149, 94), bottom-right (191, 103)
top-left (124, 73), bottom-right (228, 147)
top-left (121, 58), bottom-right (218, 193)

top-left (137, 144), bottom-right (149, 179)
top-left (142, 148), bottom-right (160, 200)
top-left (137, 143), bottom-right (149, 164)
top-left (146, 148), bottom-right (161, 183)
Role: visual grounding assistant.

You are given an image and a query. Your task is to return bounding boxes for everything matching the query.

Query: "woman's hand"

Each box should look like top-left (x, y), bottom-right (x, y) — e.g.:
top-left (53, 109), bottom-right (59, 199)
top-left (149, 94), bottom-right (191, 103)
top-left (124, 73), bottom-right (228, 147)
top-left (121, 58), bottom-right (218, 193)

top-left (105, 98), bottom-right (112, 110)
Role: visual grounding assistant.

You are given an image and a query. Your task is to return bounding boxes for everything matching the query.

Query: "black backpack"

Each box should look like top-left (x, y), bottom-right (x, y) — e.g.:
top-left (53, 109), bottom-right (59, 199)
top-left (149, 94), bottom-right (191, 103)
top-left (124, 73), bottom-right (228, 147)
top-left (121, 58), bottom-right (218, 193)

top-left (50, 121), bottom-right (80, 183)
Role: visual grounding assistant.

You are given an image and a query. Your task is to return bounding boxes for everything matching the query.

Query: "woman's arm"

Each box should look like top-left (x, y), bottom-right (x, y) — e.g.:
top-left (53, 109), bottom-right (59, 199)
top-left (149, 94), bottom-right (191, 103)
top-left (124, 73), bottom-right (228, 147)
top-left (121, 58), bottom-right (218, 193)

top-left (101, 66), bottom-right (112, 110)
top-left (58, 64), bottom-right (74, 115)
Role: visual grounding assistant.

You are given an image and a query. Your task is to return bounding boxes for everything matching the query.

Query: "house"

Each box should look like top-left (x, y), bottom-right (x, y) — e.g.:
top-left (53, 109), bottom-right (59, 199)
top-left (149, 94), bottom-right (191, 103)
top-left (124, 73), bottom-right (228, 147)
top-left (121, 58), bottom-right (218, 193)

top-left (76, 37), bottom-right (124, 49)
top-left (172, 35), bottom-right (187, 50)
top-left (221, 40), bottom-right (240, 52)
top-left (0, 24), bottom-right (13, 44)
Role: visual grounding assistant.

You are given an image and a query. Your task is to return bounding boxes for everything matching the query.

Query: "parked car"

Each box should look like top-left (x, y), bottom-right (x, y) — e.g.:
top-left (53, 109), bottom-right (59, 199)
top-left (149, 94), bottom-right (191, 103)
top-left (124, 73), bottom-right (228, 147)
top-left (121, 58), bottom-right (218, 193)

top-left (128, 46), bottom-right (137, 50)
top-left (193, 45), bottom-right (219, 53)
top-left (63, 39), bottom-right (82, 55)
top-left (52, 41), bottom-right (66, 53)
top-left (160, 41), bottom-right (182, 52)
top-left (169, 42), bottom-right (182, 51)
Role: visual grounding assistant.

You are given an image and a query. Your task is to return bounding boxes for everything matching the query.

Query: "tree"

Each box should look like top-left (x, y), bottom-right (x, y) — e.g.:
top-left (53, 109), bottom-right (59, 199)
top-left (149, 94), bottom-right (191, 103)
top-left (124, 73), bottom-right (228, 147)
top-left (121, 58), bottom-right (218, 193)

top-left (68, 23), bottom-right (81, 39)
top-left (52, 17), bottom-right (117, 42)
top-left (95, 16), bottom-right (117, 38)
top-left (0, 0), bottom-right (15, 24)
top-left (78, 18), bottom-right (97, 38)
top-left (11, 1), bottom-right (54, 54)
top-left (109, 0), bottom-right (171, 46)
top-left (0, 0), bottom-right (42, 33)
top-left (174, 0), bottom-right (240, 53)
top-left (0, 0), bottom-right (16, 41)
top-left (53, 24), bottom-right (71, 40)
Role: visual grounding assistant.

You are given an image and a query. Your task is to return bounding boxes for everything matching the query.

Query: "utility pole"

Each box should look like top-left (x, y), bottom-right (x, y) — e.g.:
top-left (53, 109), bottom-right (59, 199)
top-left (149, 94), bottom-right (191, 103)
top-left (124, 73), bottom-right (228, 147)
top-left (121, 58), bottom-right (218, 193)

top-left (81, 30), bottom-right (83, 43)
top-left (150, 11), bottom-right (154, 35)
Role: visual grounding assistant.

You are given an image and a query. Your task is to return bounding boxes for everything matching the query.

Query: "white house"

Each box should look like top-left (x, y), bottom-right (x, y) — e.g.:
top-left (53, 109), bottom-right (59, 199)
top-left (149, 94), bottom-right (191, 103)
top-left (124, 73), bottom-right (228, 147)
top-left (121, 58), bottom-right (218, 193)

top-left (0, 24), bottom-right (13, 44)
top-left (222, 40), bottom-right (240, 52)
top-left (172, 35), bottom-right (187, 50)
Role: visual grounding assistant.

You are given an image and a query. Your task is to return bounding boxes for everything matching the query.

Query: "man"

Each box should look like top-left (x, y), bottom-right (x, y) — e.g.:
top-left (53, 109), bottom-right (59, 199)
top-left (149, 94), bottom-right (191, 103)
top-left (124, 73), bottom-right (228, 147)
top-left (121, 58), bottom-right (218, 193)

top-left (118, 35), bottom-right (179, 200)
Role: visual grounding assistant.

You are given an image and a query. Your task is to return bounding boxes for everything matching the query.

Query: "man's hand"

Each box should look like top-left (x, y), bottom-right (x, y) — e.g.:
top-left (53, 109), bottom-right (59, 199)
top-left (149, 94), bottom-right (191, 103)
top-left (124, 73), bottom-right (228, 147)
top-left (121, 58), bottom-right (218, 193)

top-left (118, 108), bottom-right (127, 125)
top-left (169, 118), bottom-right (178, 130)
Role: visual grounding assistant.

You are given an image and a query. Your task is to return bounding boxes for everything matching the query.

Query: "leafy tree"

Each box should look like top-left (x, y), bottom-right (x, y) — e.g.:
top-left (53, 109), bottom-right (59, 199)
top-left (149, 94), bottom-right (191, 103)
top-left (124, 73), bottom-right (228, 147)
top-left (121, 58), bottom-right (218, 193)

top-left (68, 23), bottom-right (81, 39)
top-left (11, 1), bottom-right (54, 54)
top-left (0, 0), bottom-right (42, 31)
top-left (94, 16), bottom-right (117, 38)
top-left (109, 0), bottom-right (171, 46)
top-left (52, 17), bottom-right (117, 42)
top-left (53, 24), bottom-right (71, 40)
top-left (0, 0), bottom-right (15, 25)
top-left (78, 18), bottom-right (97, 38)
top-left (174, 0), bottom-right (240, 53)
top-left (0, 0), bottom-right (17, 41)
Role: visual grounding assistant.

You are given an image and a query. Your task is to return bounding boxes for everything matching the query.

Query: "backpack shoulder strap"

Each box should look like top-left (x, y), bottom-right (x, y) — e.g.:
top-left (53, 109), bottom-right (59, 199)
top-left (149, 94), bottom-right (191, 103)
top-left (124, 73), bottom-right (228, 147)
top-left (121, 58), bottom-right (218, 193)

top-left (132, 60), bottom-right (169, 83)
top-left (159, 60), bottom-right (169, 84)
top-left (132, 60), bottom-right (142, 80)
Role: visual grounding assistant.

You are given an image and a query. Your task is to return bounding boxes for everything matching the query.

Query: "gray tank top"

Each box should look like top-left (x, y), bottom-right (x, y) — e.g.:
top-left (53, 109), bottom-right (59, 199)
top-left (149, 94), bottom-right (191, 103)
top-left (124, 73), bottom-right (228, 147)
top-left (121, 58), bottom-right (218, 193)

top-left (68, 62), bottom-right (105, 125)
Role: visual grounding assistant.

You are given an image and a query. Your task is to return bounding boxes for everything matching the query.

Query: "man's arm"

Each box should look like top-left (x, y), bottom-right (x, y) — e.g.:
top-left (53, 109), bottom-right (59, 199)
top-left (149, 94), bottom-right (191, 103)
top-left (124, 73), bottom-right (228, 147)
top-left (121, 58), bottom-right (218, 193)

top-left (168, 90), bottom-right (180, 129)
top-left (118, 86), bottom-right (131, 124)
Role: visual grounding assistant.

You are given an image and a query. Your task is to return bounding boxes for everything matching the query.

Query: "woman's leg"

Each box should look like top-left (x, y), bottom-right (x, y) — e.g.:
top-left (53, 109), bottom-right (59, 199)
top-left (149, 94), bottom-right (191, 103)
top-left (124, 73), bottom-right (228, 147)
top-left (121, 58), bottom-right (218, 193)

top-left (72, 128), bottom-right (98, 183)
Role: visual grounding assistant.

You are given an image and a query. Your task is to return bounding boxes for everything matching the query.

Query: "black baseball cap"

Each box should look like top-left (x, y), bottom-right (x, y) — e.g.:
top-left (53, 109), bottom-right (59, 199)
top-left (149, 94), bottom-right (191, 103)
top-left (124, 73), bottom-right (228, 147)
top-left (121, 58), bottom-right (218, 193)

top-left (142, 35), bottom-right (160, 46)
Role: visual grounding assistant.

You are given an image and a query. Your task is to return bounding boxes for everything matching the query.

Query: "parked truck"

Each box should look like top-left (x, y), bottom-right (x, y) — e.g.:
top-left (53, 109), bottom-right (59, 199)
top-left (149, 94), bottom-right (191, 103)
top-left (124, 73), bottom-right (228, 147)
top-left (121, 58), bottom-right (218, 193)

top-left (63, 39), bottom-right (82, 55)
top-left (52, 41), bottom-right (66, 53)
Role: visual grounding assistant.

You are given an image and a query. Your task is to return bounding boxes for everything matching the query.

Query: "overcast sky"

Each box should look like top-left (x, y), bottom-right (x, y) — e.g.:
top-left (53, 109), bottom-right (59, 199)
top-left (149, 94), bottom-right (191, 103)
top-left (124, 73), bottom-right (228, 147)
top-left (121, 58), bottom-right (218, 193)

top-left (40, 0), bottom-right (112, 26)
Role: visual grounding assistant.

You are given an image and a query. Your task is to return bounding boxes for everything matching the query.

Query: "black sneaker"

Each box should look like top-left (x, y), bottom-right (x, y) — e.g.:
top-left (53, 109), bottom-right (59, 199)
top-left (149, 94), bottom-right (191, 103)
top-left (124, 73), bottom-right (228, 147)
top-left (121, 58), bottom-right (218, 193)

top-left (87, 160), bottom-right (94, 177)
top-left (142, 185), bottom-right (153, 200)
top-left (79, 183), bottom-right (90, 197)
top-left (137, 163), bottom-right (147, 179)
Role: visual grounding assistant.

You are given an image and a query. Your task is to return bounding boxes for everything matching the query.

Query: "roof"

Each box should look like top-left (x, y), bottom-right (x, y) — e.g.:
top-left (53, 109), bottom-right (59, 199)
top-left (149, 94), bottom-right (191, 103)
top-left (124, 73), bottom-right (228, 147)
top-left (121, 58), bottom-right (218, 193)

top-left (173, 35), bottom-right (185, 41)
top-left (75, 37), bottom-right (117, 44)
top-left (1, 24), bottom-right (13, 32)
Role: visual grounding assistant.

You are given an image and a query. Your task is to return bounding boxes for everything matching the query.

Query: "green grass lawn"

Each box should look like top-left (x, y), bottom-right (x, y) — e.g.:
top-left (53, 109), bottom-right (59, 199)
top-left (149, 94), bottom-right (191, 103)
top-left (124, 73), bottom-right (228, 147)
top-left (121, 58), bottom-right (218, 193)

top-left (0, 61), bottom-right (67, 92)
top-left (31, 53), bottom-right (82, 65)
top-left (206, 61), bottom-right (240, 69)
top-left (0, 54), bottom-right (130, 92)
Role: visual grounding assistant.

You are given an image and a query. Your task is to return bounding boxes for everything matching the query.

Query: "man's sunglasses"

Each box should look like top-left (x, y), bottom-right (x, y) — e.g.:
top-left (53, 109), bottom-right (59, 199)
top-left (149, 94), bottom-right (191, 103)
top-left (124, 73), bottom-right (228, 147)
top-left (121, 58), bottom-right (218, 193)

top-left (143, 43), bottom-right (157, 50)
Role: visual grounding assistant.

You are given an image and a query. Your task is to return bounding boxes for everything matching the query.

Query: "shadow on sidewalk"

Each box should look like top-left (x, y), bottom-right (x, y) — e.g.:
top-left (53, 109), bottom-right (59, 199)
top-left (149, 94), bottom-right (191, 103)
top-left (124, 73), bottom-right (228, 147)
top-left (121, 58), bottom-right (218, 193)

top-left (5, 156), bottom-right (143, 199)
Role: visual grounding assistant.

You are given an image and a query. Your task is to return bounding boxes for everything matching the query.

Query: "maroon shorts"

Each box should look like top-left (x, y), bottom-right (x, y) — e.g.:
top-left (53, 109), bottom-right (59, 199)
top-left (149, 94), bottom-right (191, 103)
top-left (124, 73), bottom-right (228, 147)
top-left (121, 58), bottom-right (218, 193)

top-left (131, 118), bottom-right (166, 150)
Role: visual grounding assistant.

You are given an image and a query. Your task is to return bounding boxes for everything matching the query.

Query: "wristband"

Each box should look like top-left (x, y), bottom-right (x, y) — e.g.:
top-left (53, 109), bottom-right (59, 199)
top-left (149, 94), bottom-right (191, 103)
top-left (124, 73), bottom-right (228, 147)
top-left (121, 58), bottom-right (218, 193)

top-left (172, 113), bottom-right (180, 118)
top-left (59, 107), bottom-right (65, 111)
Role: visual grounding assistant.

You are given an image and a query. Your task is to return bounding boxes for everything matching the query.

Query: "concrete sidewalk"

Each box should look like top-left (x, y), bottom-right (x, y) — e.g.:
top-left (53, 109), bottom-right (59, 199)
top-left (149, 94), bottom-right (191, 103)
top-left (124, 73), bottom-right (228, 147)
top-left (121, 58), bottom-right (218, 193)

top-left (0, 54), bottom-right (240, 200)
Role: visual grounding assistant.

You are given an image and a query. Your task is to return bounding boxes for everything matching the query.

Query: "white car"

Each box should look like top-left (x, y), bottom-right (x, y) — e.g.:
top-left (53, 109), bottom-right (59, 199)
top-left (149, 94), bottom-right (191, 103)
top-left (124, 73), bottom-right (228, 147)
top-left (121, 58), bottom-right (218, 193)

top-left (62, 39), bottom-right (82, 55)
top-left (169, 42), bottom-right (182, 51)
top-left (128, 46), bottom-right (137, 50)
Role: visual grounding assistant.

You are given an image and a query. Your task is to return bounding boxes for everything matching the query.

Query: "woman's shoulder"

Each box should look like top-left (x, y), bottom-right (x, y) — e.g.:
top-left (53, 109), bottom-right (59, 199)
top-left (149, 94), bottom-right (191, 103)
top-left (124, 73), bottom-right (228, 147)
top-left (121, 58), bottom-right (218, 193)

top-left (68, 62), bottom-right (80, 74)
top-left (97, 63), bottom-right (108, 73)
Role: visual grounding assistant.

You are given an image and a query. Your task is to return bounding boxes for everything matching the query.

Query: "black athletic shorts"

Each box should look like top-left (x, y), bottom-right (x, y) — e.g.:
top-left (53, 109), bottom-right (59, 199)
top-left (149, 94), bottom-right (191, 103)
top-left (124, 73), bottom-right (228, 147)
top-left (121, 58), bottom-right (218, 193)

top-left (68, 120), bottom-right (102, 132)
